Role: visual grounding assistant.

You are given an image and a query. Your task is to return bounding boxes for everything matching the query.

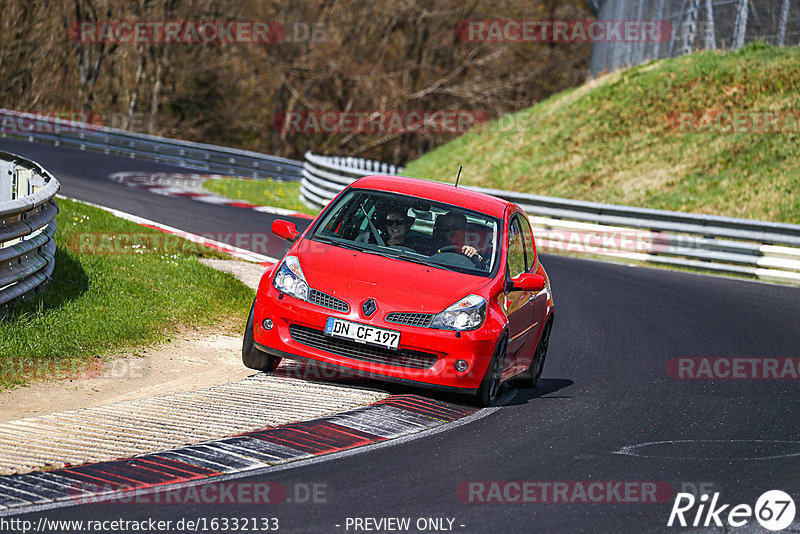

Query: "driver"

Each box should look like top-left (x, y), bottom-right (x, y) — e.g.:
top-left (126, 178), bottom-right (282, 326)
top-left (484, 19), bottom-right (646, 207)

top-left (432, 212), bottom-right (483, 265)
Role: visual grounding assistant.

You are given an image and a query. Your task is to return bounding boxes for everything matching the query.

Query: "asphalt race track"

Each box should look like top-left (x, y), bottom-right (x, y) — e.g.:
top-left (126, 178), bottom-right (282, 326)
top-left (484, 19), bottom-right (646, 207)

top-left (0, 138), bottom-right (309, 260)
top-left (4, 138), bottom-right (800, 533)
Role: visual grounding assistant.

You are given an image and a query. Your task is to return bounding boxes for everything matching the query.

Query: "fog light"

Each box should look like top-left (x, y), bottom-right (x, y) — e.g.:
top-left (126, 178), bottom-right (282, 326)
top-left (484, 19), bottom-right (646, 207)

top-left (262, 318), bottom-right (274, 330)
top-left (454, 360), bottom-right (468, 372)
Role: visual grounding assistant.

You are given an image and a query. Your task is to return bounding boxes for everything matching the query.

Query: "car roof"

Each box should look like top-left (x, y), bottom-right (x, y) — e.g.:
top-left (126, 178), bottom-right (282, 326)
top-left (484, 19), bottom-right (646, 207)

top-left (350, 174), bottom-right (511, 218)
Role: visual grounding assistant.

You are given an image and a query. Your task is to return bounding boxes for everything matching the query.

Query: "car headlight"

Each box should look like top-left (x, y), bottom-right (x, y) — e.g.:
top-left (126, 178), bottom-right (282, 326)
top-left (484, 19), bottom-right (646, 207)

top-left (430, 294), bottom-right (487, 331)
top-left (273, 255), bottom-right (309, 301)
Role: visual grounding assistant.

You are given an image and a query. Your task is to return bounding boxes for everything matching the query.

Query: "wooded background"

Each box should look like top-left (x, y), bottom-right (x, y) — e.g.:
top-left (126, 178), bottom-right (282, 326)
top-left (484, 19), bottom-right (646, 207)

top-left (0, 0), bottom-right (591, 164)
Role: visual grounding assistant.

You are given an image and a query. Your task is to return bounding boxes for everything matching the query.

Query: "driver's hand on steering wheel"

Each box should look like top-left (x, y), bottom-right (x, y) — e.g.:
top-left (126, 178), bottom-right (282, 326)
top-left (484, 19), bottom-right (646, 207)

top-left (462, 245), bottom-right (482, 263)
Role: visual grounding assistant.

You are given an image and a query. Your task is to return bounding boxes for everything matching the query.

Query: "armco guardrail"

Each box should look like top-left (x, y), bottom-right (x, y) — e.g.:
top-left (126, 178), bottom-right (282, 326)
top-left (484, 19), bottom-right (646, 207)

top-left (301, 151), bottom-right (800, 284)
top-left (0, 151), bottom-right (60, 307)
top-left (0, 108), bottom-right (302, 181)
top-left (301, 151), bottom-right (403, 208)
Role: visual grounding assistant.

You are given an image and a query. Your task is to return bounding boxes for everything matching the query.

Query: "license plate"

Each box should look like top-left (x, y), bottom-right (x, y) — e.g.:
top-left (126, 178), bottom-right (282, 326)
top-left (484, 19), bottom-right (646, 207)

top-left (324, 317), bottom-right (400, 350)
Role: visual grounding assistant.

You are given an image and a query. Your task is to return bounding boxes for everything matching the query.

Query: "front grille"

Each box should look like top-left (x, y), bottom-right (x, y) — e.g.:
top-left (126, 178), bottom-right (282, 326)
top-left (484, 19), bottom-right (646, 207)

top-left (385, 312), bottom-right (434, 328)
top-left (308, 289), bottom-right (349, 312)
top-left (289, 325), bottom-right (438, 370)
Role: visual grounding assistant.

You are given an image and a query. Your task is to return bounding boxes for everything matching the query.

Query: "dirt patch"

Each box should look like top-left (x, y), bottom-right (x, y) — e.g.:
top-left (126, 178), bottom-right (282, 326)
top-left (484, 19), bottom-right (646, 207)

top-left (0, 332), bottom-right (255, 423)
top-left (0, 260), bottom-right (274, 423)
top-left (199, 258), bottom-right (268, 289)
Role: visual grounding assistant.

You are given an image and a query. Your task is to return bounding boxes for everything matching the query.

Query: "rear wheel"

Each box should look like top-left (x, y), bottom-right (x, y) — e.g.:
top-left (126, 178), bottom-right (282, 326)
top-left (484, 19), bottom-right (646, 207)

top-left (473, 335), bottom-right (507, 407)
top-left (510, 317), bottom-right (552, 388)
top-left (242, 301), bottom-right (280, 372)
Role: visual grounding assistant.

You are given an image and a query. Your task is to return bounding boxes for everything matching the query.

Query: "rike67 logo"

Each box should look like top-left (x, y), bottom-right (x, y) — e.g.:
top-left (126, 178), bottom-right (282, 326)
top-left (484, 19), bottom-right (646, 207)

top-left (668, 490), bottom-right (796, 531)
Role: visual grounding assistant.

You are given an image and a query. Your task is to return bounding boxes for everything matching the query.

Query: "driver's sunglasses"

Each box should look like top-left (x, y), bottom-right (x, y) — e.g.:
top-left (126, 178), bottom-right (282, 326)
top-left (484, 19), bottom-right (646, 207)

top-left (386, 217), bottom-right (409, 225)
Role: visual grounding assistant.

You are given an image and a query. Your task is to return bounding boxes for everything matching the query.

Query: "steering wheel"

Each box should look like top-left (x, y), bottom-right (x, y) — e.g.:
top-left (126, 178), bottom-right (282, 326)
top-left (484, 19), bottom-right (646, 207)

top-left (436, 245), bottom-right (485, 267)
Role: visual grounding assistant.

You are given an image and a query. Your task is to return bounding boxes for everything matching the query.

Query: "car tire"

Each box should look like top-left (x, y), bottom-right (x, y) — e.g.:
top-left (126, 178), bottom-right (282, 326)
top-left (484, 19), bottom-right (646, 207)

top-left (510, 316), bottom-right (552, 388)
top-left (473, 334), bottom-right (507, 407)
top-left (242, 301), bottom-right (281, 372)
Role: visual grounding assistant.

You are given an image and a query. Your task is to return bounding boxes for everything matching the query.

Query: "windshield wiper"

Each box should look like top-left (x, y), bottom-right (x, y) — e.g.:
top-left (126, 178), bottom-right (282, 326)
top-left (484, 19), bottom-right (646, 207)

top-left (313, 236), bottom-right (365, 252)
top-left (314, 236), bottom-right (396, 258)
top-left (395, 253), bottom-right (455, 271)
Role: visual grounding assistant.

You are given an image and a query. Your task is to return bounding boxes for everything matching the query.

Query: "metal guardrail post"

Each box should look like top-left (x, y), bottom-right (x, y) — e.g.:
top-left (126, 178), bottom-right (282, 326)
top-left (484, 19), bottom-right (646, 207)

top-left (0, 151), bottom-right (60, 309)
top-left (778, 0), bottom-right (790, 46)
top-left (732, 0), bottom-right (749, 50)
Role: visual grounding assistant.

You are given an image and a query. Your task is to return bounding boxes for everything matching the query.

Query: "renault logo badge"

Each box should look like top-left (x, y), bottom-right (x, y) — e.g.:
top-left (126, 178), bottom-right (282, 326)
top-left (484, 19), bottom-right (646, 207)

top-left (361, 298), bottom-right (377, 317)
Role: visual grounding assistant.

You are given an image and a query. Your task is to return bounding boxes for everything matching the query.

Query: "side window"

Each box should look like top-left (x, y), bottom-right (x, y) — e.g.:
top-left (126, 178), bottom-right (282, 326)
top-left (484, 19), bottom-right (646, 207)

top-left (507, 217), bottom-right (526, 279)
top-left (517, 214), bottom-right (535, 272)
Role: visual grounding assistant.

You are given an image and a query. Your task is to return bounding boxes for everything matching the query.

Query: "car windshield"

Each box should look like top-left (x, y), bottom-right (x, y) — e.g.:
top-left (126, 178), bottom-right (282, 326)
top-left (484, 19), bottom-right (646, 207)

top-left (310, 188), bottom-right (500, 277)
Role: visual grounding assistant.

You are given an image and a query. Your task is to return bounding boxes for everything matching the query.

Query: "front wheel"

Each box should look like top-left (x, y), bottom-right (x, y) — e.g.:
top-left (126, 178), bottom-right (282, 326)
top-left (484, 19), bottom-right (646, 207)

top-left (242, 301), bottom-right (281, 372)
top-left (473, 335), bottom-right (507, 407)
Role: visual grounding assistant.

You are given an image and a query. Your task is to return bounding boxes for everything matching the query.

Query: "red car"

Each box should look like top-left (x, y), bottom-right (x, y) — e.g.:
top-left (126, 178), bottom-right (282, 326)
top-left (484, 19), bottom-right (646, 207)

top-left (242, 175), bottom-right (554, 406)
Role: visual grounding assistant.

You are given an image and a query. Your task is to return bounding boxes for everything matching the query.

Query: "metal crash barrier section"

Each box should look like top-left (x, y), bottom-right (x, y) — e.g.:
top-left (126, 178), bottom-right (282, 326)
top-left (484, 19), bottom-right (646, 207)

top-left (0, 151), bottom-right (60, 308)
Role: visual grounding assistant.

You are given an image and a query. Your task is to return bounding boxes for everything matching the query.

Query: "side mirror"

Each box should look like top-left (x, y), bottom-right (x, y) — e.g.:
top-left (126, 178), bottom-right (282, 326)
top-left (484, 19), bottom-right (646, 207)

top-left (510, 273), bottom-right (546, 292)
top-left (271, 219), bottom-right (301, 242)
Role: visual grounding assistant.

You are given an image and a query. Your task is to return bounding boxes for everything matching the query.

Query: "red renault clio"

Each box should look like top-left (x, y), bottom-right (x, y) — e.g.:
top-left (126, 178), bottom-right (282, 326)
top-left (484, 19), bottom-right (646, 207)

top-left (242, 175), bottom-right (554, 406)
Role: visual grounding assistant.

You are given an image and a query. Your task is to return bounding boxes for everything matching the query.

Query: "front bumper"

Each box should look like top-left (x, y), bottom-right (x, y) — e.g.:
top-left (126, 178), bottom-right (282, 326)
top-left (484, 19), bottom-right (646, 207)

top-left (252, 286), bottom-right (501, 392)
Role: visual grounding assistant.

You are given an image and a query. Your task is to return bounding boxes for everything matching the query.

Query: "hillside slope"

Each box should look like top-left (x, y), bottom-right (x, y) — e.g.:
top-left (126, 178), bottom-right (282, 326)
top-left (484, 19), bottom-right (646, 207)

top-left (404, 43), bottom-right (800, 224)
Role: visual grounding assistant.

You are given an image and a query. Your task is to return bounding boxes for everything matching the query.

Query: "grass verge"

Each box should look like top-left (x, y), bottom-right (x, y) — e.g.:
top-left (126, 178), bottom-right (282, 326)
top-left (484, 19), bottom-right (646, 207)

top-left (404, 42), bottom-right (800, 225)
top-left (0, 198), bottom-right (255, 390)
top-left (203, 177), bottom-right (318, 215)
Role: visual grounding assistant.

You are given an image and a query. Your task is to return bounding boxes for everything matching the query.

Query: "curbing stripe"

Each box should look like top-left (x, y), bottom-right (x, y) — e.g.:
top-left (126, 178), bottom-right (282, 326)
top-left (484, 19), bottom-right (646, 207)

top-left (245, 421), bottom-right (381, 455)
top-left (0, 394), bottom-right (477, 513)
top-left (49, 470), bottom-right (132, 493)
top-left (112, 459), bottom-right (203, 481)
top-left (59, 464), bottom-right (157, 489)
top-left (376, 395), bottom-right (477, 420)
top-left (20, 472), bottom-right (82, 492)
top-left (136, 454), bottom-right (220, 480)
top-left (0, 478), bottom-right (68, 502)
top-left (80, 462), bottom-right (184, 486)
top-left (109, 171), bottom-right (315, 220)
top-left (184, 444), bottom-right (276, 468)
top-left (215, 436), bottom-right (311, 461)
top-left (152, 451), bottom-right (236, 474)
top-left (0, 494), bottom-right (28, 509)
top-left (321, 405), bottom-right (450, 438)
top-left (0, 482), bottom-right (45, 505)
top-left (155, 449), bottom-right (256, 473)
top-left (196, 441), bottom-right (294, 465)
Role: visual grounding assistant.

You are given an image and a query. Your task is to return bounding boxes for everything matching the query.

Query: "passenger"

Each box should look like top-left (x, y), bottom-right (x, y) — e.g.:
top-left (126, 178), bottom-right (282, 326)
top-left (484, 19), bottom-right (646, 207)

top-left (432, 212), bottom-right (483, 265)
top-left (383, 209), bottom-right (415, 247)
